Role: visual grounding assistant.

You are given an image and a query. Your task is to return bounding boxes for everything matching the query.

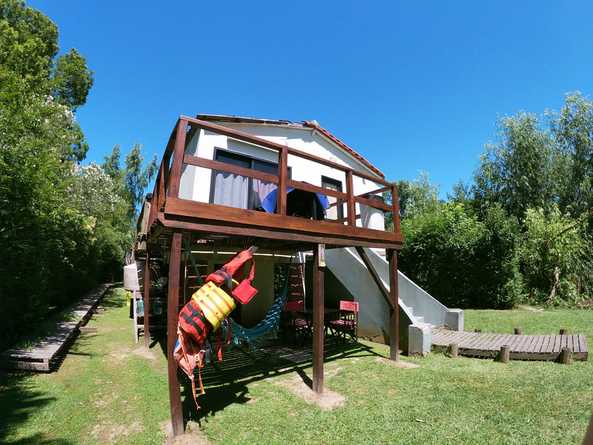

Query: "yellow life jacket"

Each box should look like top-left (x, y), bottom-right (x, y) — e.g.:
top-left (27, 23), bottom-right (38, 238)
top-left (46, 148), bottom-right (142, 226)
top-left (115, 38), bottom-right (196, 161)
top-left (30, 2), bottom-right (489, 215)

top-left (191, 281), bottom-right (236, 331)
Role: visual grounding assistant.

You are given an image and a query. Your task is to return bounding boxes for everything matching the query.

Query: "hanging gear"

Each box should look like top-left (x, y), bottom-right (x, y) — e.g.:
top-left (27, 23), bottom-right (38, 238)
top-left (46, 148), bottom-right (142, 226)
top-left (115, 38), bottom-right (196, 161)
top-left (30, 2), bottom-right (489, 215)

top-left (174, 246), bottom-right (259, 410)
top-left (192, 281), bottom-right (236, 331)
top-left (206, 246), bottom-right (259, 305)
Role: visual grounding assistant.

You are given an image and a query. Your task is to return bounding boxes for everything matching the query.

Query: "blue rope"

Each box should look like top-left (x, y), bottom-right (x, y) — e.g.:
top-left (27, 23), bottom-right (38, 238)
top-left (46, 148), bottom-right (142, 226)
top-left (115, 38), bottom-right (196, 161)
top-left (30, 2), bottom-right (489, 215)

top-left (228, 274), bottom-right (290, 345)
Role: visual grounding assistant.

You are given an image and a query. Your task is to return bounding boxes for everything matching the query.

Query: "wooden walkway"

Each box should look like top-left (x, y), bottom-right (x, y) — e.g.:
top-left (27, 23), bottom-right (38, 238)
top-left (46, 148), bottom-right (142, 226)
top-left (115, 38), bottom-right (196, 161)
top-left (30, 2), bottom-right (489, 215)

top-left (1, 284), bottom-right (112, 372)
top-left (432, 328), bottom-right (588, 361)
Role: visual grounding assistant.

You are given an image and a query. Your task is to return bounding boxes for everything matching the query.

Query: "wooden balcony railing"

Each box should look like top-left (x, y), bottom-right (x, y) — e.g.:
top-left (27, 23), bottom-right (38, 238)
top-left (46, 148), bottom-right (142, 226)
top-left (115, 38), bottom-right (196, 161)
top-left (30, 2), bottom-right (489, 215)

top-left (147, 116), bottom-right (401, 243)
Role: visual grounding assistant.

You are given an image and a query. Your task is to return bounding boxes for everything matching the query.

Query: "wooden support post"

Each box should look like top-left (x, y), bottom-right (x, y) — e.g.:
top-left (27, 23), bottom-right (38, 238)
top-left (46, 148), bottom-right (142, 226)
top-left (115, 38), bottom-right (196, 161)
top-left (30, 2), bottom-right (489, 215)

top-left (448, 343), bottom-right (459, 358)
top-left (559, 347), bottom-right (573, 365)
top-left (277, 146), bottom-right (288, 215)
top-left (312, 244), bottom-right (325, 393)
top-left (167, 119), bottom-right (188, 199)
top-left (346, 170), bottom-right (356, 226)
top-left (514, 327), bottom-right (522, 335)
top-left (387, 249), bottom-right (400, 361)
top-left (143, 253), bottom-right (151, 347)
top-left (499, 345), bottom-right (510, 363)
top-left (167, 232), bottom-right (184, 436)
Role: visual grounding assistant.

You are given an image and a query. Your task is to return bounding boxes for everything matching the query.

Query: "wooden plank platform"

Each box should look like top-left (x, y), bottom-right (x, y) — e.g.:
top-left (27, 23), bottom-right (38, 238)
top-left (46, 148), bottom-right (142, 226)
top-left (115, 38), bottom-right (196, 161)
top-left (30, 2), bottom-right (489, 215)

top-left (1, 284), bottom-right (112, 372)
top-left (432, 327), bottom-right (588, 361)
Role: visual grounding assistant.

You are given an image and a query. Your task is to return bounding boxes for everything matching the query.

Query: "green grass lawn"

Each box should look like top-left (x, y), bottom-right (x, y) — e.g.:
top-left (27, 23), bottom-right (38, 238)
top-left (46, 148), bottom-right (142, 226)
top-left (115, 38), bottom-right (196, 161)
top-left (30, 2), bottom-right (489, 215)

top-left (1, 288), bottom-right (592, 444)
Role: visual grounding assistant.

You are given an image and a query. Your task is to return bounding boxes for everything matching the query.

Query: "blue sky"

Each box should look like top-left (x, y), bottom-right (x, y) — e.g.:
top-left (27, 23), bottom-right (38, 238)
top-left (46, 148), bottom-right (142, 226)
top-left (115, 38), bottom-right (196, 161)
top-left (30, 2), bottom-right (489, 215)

top-left (30, 1), bottom-right (593, 196)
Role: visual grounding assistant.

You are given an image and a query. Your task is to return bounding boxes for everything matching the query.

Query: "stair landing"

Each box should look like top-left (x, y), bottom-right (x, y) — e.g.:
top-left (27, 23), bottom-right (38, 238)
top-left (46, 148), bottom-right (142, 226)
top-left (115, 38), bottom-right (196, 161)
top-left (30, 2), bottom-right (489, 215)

top-left (431, 328), bottom-right (588, 361)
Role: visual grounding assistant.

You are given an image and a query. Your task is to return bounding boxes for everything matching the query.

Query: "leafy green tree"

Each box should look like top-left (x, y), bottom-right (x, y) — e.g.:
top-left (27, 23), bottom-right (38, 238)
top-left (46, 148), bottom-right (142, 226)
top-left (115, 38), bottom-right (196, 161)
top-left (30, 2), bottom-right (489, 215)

top-left (517, 206), bottom-right (592, 305)
top-left (0, 1), bottom-right (149, 348)
top-left (473, 113), bottom-right (557, 220)
top-left (52, 48), bottom-right (94, 110)
top-left (103, 144), bottom-right (157, 218)
top-left (551, 92), bottom-right (593, 217)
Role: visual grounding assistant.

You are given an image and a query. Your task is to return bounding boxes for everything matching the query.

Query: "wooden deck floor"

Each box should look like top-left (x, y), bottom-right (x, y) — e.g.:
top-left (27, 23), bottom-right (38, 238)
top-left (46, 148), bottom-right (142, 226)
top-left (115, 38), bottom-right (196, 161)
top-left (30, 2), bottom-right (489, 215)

top-left (1, 284), bottom-right (112, 372)
top-left (432, 328), bottom-right (588, 361)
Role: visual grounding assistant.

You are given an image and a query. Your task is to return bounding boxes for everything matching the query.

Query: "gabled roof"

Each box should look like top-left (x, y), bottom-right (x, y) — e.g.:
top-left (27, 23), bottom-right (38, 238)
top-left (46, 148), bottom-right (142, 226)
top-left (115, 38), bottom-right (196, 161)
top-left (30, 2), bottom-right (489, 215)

top-left (196, 114), bottom-right (385, 179)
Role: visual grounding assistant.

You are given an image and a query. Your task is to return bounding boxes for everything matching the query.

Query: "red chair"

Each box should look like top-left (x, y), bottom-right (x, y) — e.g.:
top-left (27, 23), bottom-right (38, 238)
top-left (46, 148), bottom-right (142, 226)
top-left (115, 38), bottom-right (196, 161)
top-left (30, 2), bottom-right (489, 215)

top-left (329, 300), bottom-right (359, 342)
top-left (283, 300), bottom-right (309, 343)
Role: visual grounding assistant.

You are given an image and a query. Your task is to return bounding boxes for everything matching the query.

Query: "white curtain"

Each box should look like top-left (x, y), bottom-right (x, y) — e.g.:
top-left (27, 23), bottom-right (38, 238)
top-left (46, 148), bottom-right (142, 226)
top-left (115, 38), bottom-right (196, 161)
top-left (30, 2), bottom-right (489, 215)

top-left (212, 172), bottom-right (249, 209)
top-left (252, 179), bottom-right (276, 210)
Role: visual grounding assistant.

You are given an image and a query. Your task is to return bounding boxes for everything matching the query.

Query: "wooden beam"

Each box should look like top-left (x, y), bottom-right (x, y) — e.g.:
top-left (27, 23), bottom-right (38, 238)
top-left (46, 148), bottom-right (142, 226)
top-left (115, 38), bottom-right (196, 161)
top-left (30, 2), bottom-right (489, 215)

top-left (288, 179), bottom-right (349, 200)
top-left (164, 198), bottom-right (403, 245)
top-left (143, 253), bottom-right (151, 347)
top-left (354, 195), bottom-right (392, 212)
top-left (167, 119), bottom-right (188, 198)
top-left (277, 146), bottom-right (288, 215)
top-left (387, 249), bottom-right (400, 361)
top-left (357, 184), bottom-right (392, 198)
top-left (354, 247), bottom-right (395, 311)
top-left (167, 232), bottom-right (184, 436)
top-left (183, 155), bottom-right (279, 184)
top-left (158, 215), bottom-right (403, 250)
top-left (346, 170), bottom-right (356, 226)
top-left (312, 244), bottom-right (325, 393)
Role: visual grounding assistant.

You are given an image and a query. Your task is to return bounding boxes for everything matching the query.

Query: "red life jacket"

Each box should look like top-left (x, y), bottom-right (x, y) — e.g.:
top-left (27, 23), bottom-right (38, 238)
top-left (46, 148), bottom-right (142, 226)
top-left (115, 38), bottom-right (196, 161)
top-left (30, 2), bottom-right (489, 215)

top-left (175, 245), bottom-right (260, 410)
top-left (206, 246), bottom-right (258, 305)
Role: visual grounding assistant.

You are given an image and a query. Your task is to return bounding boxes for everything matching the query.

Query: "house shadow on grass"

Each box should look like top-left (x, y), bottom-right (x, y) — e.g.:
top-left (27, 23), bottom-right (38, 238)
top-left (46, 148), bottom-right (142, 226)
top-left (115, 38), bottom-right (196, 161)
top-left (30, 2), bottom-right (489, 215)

top-left (173, 336), bottom-right (382, 424)
top-left (0, 372), bottom-right (75, 445)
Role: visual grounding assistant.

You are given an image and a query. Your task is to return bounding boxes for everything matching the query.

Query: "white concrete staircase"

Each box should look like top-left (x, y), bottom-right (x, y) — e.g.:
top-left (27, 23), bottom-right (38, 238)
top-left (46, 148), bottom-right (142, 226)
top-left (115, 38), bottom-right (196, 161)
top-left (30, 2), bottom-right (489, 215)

top-left (325, 247), bottom-right (464, 355)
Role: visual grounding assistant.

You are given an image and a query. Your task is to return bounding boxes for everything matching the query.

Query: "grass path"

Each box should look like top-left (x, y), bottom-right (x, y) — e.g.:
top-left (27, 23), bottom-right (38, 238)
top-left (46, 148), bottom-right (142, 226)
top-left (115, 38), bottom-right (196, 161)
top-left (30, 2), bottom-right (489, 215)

top-left (1, 288), bottom-right (592, 444)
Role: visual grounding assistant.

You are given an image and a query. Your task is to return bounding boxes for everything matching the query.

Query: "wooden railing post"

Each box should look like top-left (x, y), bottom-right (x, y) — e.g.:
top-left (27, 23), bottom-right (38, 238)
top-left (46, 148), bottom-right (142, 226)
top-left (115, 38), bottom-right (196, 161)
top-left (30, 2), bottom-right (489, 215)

top-left (167, 119), bottom-right (188, 199)
top-left (391, 183), bottom-right (401, 233)
top-left (277, 146), bottom-right (288, 215)
top-left (346, 170), bottom-right (356, 226)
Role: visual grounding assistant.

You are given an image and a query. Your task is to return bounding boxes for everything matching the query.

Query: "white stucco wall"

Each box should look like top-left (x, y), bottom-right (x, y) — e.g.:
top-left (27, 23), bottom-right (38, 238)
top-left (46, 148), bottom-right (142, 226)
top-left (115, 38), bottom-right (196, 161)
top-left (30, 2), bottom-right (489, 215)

top-left (179, 123), bottom-right (386, 231)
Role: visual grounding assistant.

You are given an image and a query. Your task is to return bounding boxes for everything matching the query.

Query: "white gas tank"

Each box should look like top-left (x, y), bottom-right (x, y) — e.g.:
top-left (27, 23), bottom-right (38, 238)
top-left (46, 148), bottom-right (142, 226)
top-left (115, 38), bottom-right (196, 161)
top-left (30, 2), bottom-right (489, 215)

top-left (123, 263), bottom-right (140, 291)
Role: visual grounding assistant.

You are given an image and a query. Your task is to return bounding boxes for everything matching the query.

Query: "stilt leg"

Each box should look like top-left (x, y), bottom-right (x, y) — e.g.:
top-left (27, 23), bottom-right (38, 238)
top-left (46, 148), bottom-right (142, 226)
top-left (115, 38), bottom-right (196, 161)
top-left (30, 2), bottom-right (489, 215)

top-left (167, 232), bottom-right (184, 436)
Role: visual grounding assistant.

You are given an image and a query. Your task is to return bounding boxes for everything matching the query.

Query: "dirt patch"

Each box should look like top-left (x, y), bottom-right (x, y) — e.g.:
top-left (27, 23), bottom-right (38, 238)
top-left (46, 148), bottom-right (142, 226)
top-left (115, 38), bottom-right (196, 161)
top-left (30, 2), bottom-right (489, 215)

top-left (132, 346), bottom-right (157, 360)
top-left (517, 305), bottom-right (544, 313)
top-left (161, 420), bottom-right (210, 445)
top-left (91, 420), bottom-right (143, 443)
top-left (376, 357), bottom-right (420, 369)
top-left (275, 372), bottom-right (345, 411)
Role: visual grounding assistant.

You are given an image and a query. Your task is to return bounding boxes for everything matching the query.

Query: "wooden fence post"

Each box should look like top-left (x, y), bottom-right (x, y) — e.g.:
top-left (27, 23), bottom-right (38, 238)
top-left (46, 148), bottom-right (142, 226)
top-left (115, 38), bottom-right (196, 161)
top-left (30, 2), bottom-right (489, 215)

top-left (559, 347), bottom-right (573, 365)
top-left (498, 345), bottom-right (510, 363)
top-left (448, 343), bottom-right (459, 358)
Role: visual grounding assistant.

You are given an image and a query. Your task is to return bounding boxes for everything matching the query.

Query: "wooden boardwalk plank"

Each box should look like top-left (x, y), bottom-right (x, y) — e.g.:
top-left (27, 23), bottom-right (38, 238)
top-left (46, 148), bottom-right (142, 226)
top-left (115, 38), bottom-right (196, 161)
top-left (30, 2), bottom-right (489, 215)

top-left (1, 284), bottom-right (111, 372)
top-left (431, 328), bottom-right (588, 362)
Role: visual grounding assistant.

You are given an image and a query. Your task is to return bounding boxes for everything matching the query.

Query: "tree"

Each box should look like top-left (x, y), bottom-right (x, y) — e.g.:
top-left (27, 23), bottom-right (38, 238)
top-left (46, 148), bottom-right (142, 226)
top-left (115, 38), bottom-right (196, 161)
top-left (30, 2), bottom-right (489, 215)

top-left (473, 113), bottom-right (557, 220)
top-left (551, 92), bottom-right (593, 217)
top-left (52, 48), bottom-right (94, 110)
top-left (517, 206), bottom-right (592, 305)
top-left (0, 1), bottom-right (149, 348)
top-left (103, 144), bottom-right (157, 218)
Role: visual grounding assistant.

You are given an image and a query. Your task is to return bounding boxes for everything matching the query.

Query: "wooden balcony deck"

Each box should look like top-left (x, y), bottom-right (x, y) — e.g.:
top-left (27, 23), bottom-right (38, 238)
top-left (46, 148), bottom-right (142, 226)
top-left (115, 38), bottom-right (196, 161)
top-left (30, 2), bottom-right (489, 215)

top-left (145, 116), bottom-right (403, 251)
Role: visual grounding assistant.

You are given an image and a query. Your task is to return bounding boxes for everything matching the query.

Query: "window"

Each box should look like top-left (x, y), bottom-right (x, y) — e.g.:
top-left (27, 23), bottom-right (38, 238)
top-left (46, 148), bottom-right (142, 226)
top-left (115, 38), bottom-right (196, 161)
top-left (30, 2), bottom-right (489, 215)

top-left (210, 149), bottom-right (280, 211)
top-left (321, 176), bottom-right (344, 221)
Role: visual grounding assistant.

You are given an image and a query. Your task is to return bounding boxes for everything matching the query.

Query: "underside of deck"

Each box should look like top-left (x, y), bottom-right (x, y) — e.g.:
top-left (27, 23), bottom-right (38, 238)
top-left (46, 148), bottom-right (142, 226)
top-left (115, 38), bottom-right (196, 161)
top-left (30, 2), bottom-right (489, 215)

top-left (432, 327), bottom-right (588, 361)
